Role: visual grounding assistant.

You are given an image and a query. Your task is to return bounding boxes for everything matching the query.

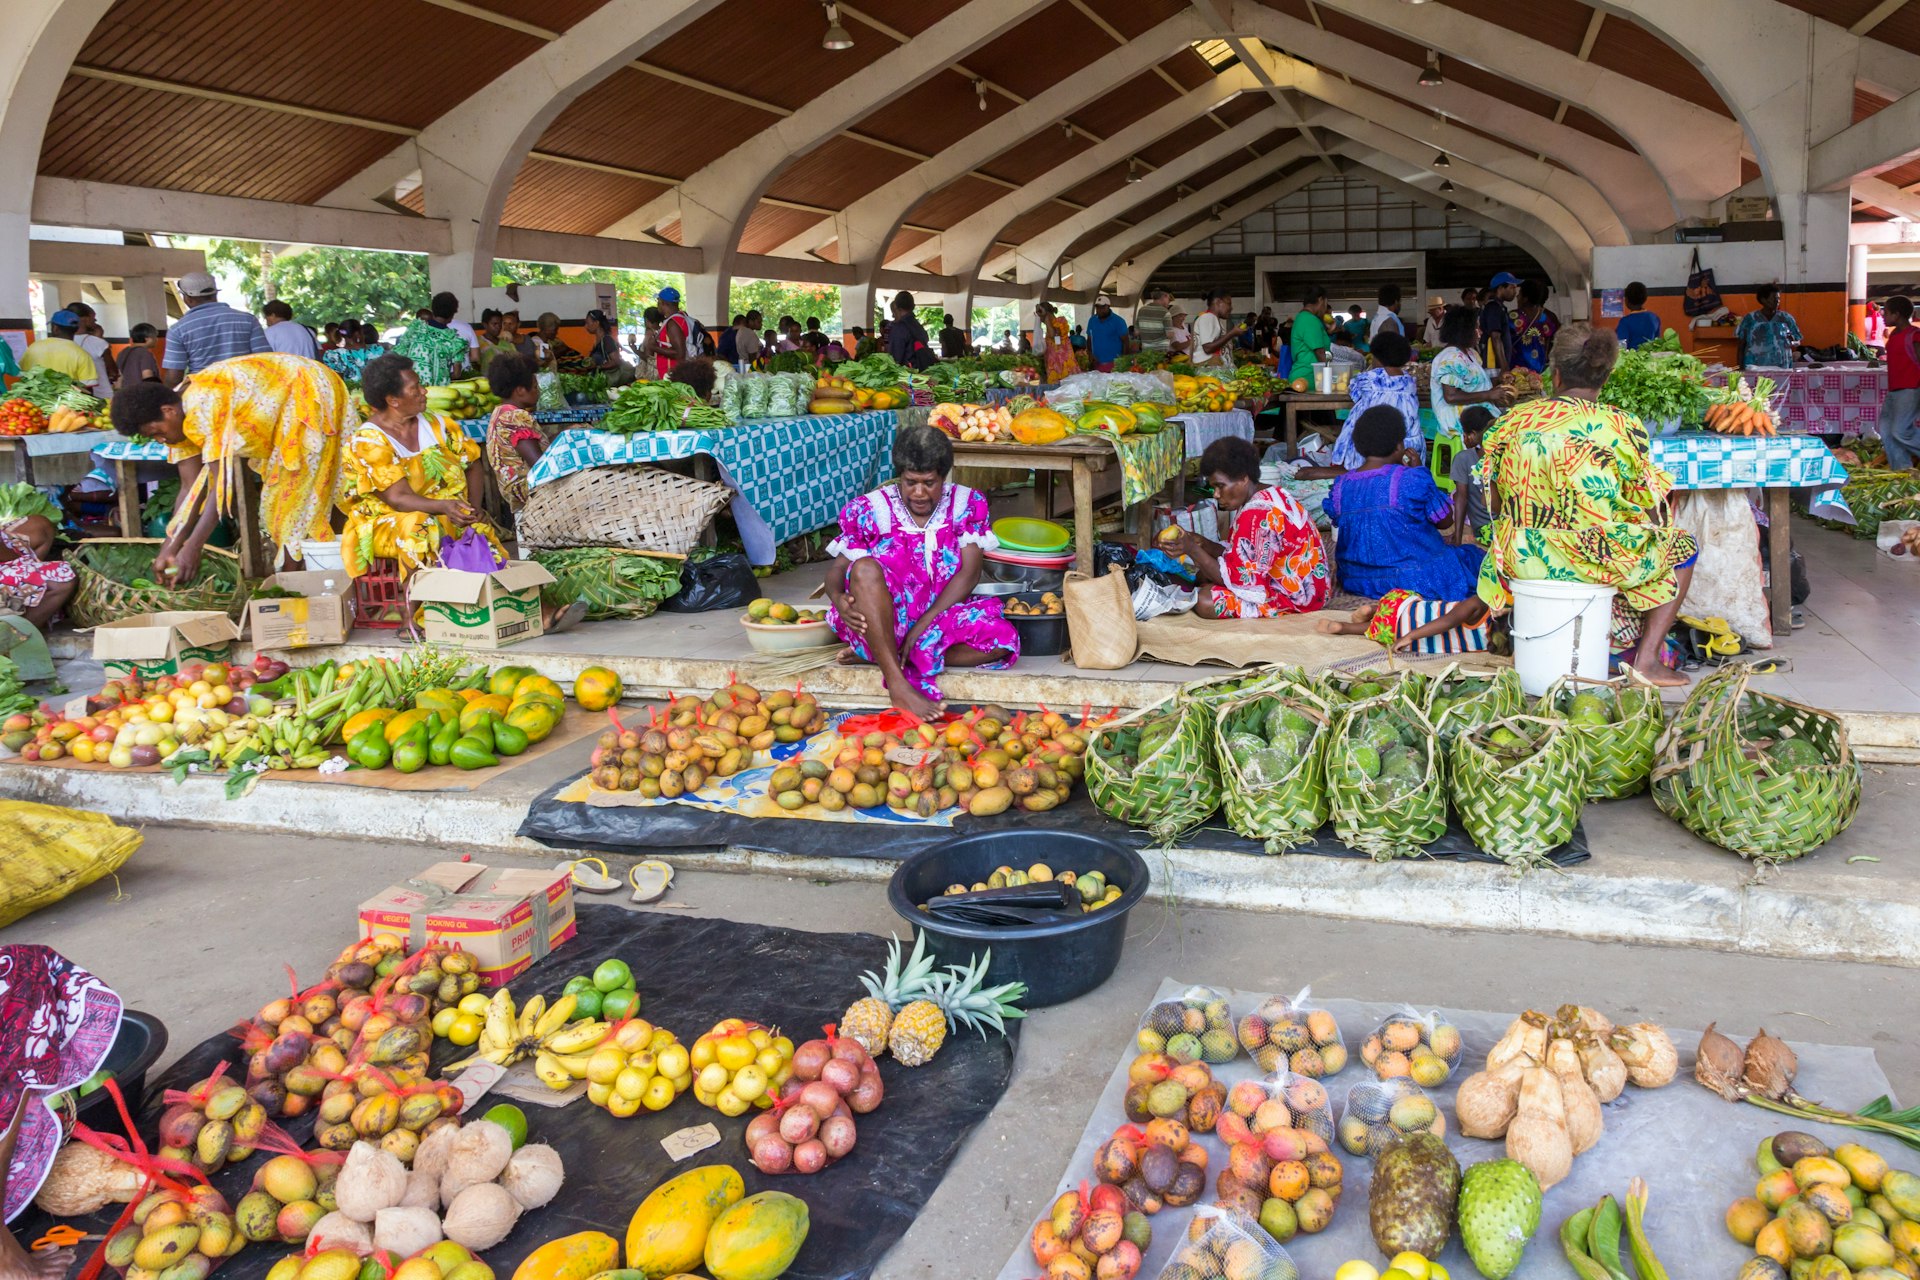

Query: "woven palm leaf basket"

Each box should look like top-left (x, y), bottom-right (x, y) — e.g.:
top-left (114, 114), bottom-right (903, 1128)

top-left (1539, 670), bottom-right (1665, 800)
top-left (1449, 713), bottom-right (1588, 868)
top-left (514, 464), bottom-right (732, 556)
top-left (70, 538), bottom-right (246, 629)
top-left (1085, 692), bottom-right (1221, 845)
top-left (1213, 687), bottom-right (1335, 852)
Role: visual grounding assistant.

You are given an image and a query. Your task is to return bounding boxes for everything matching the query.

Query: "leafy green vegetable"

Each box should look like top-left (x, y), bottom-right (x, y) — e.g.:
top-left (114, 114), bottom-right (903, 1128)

top-left (603, 381), bottom-right (703, 433)
top-left (0, 483), bottom-right (62, 525)
top-left (1599, 348), bottom-right (1710, 425)
top-left (558, 372), bottom-right (610, 404)
top-left (832, 354), bottom-right (911, 390)
top-left (532, 547), bottom-right (683, 620)
top-left (1644, 328), bottom-right (1683, 354)
top-left (0, 655), bottom-right (37, 720)
top-left (8, 367), bottom-right (100, 413)
top-left (765, 351), bottom-right (816, 375)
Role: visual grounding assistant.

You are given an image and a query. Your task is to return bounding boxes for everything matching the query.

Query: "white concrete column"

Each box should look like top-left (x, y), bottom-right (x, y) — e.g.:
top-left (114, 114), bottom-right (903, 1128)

top-left (677, 274), bottom-right (727, 335)
top-left (1018, 298), bottom-right (1044, 353)
top-left (36, 279), bottom-right (70, 315)
top-left (840, 281), bottom-right (878, 348)
top-left (123, 274), bottom-right (170, 332)
top-left (1849, 242), bottom-right (1871, 340)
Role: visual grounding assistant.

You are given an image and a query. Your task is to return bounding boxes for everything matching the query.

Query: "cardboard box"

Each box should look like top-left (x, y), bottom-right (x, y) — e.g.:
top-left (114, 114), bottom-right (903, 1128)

top-left (408, 562), bottom-right (555, 651)
top-left (91, 610), bottom-right (241, 679)
top-left (1726, 196), bottom-right (1773, 222)
top-left (248, 570), bottom-right (351, 650)
top-left (358, 862), bottom-right (576, 988)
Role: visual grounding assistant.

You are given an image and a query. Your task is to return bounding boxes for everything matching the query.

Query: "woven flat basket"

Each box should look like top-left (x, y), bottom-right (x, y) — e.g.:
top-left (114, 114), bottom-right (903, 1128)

top-left (1650, 665), bottom-right (1863, 862)
top-left (1213, 689), bottom-right (1334, 852)
top-left (69, 538), bottom-right (246, 629)
top-left (1539, 671), bottom-right (1665, 800)
top-left (1086, 693), bottom-right (1221, 845)
top-left (514, 464), bottom-right (731, 556)
top-left (1449, 713), bottom-right (1588, 867)
top-left (1325, 696), bottom-right (1448, 861)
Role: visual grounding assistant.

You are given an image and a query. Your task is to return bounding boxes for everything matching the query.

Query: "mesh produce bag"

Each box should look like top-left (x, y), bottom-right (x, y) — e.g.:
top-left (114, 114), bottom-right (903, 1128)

top-left (1213, 689), bottom-right (1334, 852)
top-left (1336, 1076), bottom-right (1448, 1158)
top-left (1087, 694), bottom-right (1221, 845)
top-left (1135, 984), bottom-right (1238, 1065)
top-left (1218, 1070), bottom-right (1335, 1147)
top-left (1449, 713), bottom-right (1588, 867)
top-left (1421, 662), bottom-right (1523, 746)
top-left (1650, 664), bottom-right (1863, 861)
top-left (1235, 988), bottom-right (1348, 1079)
top-left (1540, 671), bottom-right (1664, 800)
top-left (1358, 1008), bottom-right (1465, 1085)
top-left (1156, 1205), bottom-right (1298, 1280)
top-left (1325, 697), bottom-right (1446, 860)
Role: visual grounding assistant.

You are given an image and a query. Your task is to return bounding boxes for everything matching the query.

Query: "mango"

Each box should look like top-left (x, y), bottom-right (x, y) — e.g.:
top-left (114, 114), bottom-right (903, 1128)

top-left (443, 1261), bottom-right (497, 1280)
top-left (192, 1213), bottom-right (235, 1258)
top-left (1805, 1183), bottom-right (1854, 1225)
top-left (421, 1242), bottom-right (474, 1274)
top-left (105, 1227), bottom-right (143, 1268)
top-left (968, 785), bottom-right (1013, 816)
top-left (1781, 1201), bottom-right (1834, 1259)
top-left (1883, 1170), bottom-right (1920, 1220)
top-left (265, 1260), bottom-right (303, 1280)
top-left (276, 1200), bottom-right (324, 1242)
top-left (299, 1250), bottom-right (366, 1280)
top-left (392, 1261), bottom-right (444, 1280)
top-left (1796, 1157), bottom-right (1853, 1190)
top-left (134, 1225), bottom-right (202, 1272)
top-left (1836, 1222), bottom-right (1898, 1270)
top-left (194, 1119), bottom-right (233, 1169)
top-left (159, 1256), bottom-right (214, 1280)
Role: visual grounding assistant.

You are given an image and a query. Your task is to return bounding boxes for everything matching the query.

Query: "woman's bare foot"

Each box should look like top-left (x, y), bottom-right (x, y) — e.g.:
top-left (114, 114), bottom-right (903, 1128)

top-left (834, 650), bottom-right (870, 667)
top-left (0, 1240), bottom-right (74, 1280)
top-left (1631, 657), bottom-right (1689, 688)
top-left (1316, 617), bottom-right (1366, 636)
top-left (885, 675), bottom-right (941, 723)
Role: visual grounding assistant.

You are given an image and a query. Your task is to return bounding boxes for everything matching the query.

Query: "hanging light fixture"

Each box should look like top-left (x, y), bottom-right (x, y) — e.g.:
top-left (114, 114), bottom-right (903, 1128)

top-left (1126, 158), bottom-right (1142, 183)
top-left (1439, 179), bottom-right (1455, 193)
top-left (1063, 121), bottom-right (1075, 140)
top-left (1432, 150), bottom-right (1450, 169)
top-left (975, 79), bottom-right (988, 112)
top-left (1418, 52), bottom-right (1443, 87)
top-left (1444, 201), bottom-right (1457, 212)
top-left (820, 1), bottom-right (853, 50)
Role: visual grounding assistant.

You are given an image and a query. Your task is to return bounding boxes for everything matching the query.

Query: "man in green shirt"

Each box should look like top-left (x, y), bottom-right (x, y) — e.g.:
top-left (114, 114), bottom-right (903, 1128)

top-left (1288, 286), bottom-right (1333, 385)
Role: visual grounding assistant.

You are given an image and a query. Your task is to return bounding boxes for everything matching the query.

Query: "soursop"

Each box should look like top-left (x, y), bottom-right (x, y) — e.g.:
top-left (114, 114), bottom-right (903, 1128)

top-left (1457, 1158), bottom-right (1542, 1280)
top-left (1369, 1131), bottom-right (1460, 1259)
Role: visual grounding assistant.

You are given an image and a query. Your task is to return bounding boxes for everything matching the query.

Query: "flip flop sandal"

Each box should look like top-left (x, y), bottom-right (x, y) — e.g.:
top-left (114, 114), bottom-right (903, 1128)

top-left (556, 857), bottom-right (620, 893)
top-left (629, 860), bottom-right (674, 904)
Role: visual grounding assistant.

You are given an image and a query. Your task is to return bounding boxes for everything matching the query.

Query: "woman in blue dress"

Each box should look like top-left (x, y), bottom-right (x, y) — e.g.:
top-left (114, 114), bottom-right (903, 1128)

top-left (1324, 406), bottom-right (1485, 600)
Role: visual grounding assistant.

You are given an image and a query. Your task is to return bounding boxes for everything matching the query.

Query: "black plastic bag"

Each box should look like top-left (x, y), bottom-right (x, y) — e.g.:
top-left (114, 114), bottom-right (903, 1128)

top-left (661, 550), bottom-right (759, 612)
top-left (1094, 540), bottom-right (1195, 592)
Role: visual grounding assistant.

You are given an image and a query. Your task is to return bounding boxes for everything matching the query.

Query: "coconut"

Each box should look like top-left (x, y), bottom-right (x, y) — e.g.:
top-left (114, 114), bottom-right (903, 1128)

top-left (1454, 1060), bottom-right (1527, 1139)
top-left (1577, 1033), bottom-right (1628, 1103)
top-left (439, 1121), bottom-right (513, 1204)
top-left (441, 1182), bottom-right (520, 1252)
top-left (335, 1141), bottom-right (408, 1223)
top-left (373, 1206), bottom-right (443, 1258)
top-left (1486, 1012), bottom-right (1547, 1071)
top-left (498, 1143), bottom-right (564, 1210)
top-left (1546, 1038), bottom-right (1603, 1156)
top-left (308, 1212), bottom-right (374, 1253)
top-left (412, 1121), bottom-right (460, 1181)
top-left (1505, 1066), bottom-right (1573, 1190)
top-left (1615, 1022), bottom-right (1680, 1089)
top-left (399, 1168), bottom-right (441, 1211)
top-left (34, 1141), bottom-right (143, 1216)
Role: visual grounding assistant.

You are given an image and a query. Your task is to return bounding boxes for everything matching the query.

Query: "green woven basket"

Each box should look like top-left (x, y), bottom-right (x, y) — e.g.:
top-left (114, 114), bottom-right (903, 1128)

top-left (1319, 663), bottom-right (1430, 710)
top-left (1539, 671), bottom-right (1665, 800)
top-left (1213, 688), bottom-right (1334, 853)
top-left (1086, 693), bottom-right (1221, 845)
top-left (1325, 696), bottom-right (1447, 860)
top-left (69, 537), bottom-right (247, 629)
top-left (1450, 713), bottom-right (1588, 868)
top-left (1178, 662), bottom-right (1304, 711)
top-left (1650, 666), bottom-right (1863, 862)
top-left (1422, 662), bottom-right (1524, 747)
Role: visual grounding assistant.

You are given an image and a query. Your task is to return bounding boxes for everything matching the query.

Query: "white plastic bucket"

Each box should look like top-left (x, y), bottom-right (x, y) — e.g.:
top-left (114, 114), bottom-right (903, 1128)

top-left (299, 539), bottom-right (345, 570)
top-left (1509, 577), bottom-right (1616, 696)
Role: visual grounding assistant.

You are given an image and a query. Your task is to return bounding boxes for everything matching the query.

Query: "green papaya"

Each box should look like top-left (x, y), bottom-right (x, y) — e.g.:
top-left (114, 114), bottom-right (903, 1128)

top-left (392, 724), bottom-right (429, 774)
top-left (428, 718), bottom-right (460, 767)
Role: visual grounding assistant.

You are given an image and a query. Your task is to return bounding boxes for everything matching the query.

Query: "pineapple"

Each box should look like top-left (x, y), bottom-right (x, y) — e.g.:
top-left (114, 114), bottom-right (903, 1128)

top-left (842, 931), bottom-right (937, 1057)
top-left (887, 948), bottom-right (1027, 1067)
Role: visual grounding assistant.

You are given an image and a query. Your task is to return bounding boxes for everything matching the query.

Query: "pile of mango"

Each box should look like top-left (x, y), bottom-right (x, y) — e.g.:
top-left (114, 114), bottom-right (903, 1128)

top-left (1173, 374), bottom-right (1236, 413)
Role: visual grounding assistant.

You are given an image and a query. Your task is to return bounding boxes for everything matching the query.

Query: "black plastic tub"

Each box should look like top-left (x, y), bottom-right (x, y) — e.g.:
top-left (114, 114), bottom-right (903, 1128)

top-left (888, 830), bottom-right (1149, 1007)
top-left (1004, 591), bottom-right (1067, 656)
top-left (68, 1010), bottom-right (168, 1137)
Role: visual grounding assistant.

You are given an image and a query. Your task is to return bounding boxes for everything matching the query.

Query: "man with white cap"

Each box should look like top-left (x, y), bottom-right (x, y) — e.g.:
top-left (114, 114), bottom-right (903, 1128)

top-left (162, 271), bottom-right (268, 386)
top-left (1419, 294), bottom-right (1448, 348)
top-left (1085, 293), bottom-right (1128, 372)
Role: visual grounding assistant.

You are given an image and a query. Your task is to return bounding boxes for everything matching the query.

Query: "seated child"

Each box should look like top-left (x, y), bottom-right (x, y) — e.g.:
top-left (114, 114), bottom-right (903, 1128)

top-left (1448, 405), bottom-right (1494, 545)
top-left (1334, 330), bottom-right (1420, 469)
top-left (1318, 591), bottom-right (1495, 655)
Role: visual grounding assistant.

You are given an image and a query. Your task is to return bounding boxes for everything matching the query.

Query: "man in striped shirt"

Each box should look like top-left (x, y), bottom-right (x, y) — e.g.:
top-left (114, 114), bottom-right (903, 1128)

top-left (1133, 288), bottom-right (1172, 354)
top-left (163, 272), bottom-right (268, 385)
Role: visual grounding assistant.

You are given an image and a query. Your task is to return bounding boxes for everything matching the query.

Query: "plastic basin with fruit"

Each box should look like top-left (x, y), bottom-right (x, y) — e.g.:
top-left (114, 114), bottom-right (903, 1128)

top-left (741, 597), bottom-right (836, 653)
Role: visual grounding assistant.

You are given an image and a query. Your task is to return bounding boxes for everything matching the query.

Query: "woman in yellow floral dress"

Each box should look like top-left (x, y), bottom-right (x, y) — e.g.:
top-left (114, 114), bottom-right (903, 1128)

top-left (108, 353), bottom-right (349, 583)
top-left (339, 354), bottom-right (504, 577)
top-left (1477, 324), bottom-right (1696, 686)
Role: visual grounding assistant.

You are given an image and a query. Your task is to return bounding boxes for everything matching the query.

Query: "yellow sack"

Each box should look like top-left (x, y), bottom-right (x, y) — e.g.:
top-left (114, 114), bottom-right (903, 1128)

top-left (0, 802), bottom-right (140, 929)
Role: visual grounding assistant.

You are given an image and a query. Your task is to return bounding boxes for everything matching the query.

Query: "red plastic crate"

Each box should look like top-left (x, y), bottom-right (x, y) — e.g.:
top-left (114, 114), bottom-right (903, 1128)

top-left (351, 559), bottom-right (408, 629)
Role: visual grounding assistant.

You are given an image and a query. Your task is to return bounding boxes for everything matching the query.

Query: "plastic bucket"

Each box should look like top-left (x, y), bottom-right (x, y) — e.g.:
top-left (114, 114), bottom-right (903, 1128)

top-left (1510, 577), bottom-right (1616, 696)
top-left (888, 830), bottom-right (1149, 1007)
top-left (64, 1010), bottom-right (168, 1139)
top-left (300, 539), bottom-right (345, 570)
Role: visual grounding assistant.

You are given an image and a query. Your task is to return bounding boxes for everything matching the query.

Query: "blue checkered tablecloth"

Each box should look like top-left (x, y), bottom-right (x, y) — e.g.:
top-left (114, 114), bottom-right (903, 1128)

top-left (1650, 431), bottom-right (1851, 521)
top-left (457, 405), bottom-right (608, 436)
top-left (93, 406), bottom-right (607, 466)
top-left (527, 410), bottom-right (900, 564)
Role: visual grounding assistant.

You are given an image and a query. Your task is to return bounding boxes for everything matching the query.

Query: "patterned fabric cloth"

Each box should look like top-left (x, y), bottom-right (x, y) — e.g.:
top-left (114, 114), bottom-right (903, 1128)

top-left (321, 344), bottom-right (388, 384)
top-left (1170, 410), bottom-right (1255, 457)
top-left (1204, 484), bottom-right (1331, 619)
top-left (0, 527), bottom-right (74, 611)
top-left (1362, 589), bottom-right (1491, 654)
top-left (1043, 316), bottom-right (1075, 384)
top-left (1336, 367), bottom-right (1423, 467)
top-left (826, 483), bottom-right (1019, 702)
top-left (0, 946), bottom-right (122, 1223)
top-left (485, 404), bottom-right (543, 513)
top-left (165, 354), bottom-right (351, 551)
top-left (1511, 306), bottom-right (1560, 373)
top-left (340, 413), bottom-right (504, 577)
top-left (1429, 345), bottom-right (1498, 440)
top-left (1735, 308), bottom-right (1802, 369)
top-left (1325, 464), bottom-right (1484, 600)
top-left (1476, 396), bottom-right (1697, 619)
top-left (392, 319), bottom-right (470, 387)
top-left (1105, 429), bottom-right (1184, 507)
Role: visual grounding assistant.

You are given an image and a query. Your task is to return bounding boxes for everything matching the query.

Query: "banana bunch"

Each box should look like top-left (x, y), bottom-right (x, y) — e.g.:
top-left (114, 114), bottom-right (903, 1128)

top-left (222, 710), bottom-right (332, 770)
top-left (445, 988), bottom-right (611, 1075)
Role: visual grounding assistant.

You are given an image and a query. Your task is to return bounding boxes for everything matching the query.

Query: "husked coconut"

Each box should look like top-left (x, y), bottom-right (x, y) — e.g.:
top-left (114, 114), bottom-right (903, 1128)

top-left (399, 1168), bottom-right (440, 1212)
top-left (308, 1212), bottom-right (374, 1253)
top-left (1613, 1022), bottom-right (1679, 1088)
top-left (1455, 1058), bottom-right (1528, 1139)
top-left (498, 1144), bottom-right (564, 1210)
top-left (1506, 1066), bottom-right (1573, 1190)
top-left (1546, 1038), bottom-right (1603, 1155)
top-left (1578, 1033), bottom-right (1628, 1103)
top-left (412, 1122), bottom-right (460, 1181)
top-left (439, 1121), bottom-right (513, 1204)
top-left (1486, 1013), bottom-right (1547, 1071)
top-left (373, 1206), bottom-right (443, 1258)
top-left (442, 1182), bottom-right (520, 1252)
top-left (35, 1142), bottom-right (143, 1216)
top-left (335, 1141), bottom-right (408, 1223)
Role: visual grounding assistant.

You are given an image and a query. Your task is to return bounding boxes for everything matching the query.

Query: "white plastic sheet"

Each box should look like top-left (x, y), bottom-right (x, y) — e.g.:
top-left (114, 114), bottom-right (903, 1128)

top-left (994, 978), bottom-right (1899, 1279)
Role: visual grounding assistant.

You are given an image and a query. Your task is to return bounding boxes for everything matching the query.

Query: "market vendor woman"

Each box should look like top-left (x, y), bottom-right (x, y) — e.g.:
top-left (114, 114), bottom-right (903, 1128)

top-left (1161, 436), bottom-right (1331, 619)
top-left (825, 424), bottom-right (1019, 721)
top-left (109, 352), bottom-right (351, 582)
top-left (339, 354), bottom-right (505, 578)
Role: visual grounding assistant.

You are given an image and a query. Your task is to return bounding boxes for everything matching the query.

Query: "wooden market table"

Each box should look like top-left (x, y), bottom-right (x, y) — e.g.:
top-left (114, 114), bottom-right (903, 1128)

top-left (0, 430), bottom-right (114, 489)
top-left (951, 437), bottom-right (1115, 576)
top-left (1273, 392), bottom-right (1349, 447)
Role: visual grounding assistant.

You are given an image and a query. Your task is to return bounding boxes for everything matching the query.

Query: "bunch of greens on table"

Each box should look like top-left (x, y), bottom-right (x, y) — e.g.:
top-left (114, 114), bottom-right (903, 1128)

top-left (833, 353), bottom-right (911, 390)
top-left (924, 363), bottom-right (988, 401)
top-left (8, 367), bottom-right (101, 413)
top-left (558, 371), bottom-right (610, 404)
top-left (765, 350), bottom-right (817, 375)
top-left (0, 655), bottom-right (36, 720)
top-left (1599, 348), bottom-right (1710, 426)
top-left (602, 380), bottom-right (729, 433)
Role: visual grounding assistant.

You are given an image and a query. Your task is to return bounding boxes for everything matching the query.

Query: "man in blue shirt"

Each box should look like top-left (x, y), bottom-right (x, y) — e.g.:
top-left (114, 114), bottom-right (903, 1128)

top-left (163, 271), bottom-right (269, 385)
top-left (1480, 271), bottom-right (1520, 371)
top-left (1085, 293), bottom-right (1129, 371)
top-left (1614, 281), bottom-right (1662, 350)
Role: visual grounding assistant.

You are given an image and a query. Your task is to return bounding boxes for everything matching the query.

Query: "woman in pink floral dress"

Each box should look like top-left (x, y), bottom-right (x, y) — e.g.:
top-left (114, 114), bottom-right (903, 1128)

top-left (825, 425), bottom-right (1020, 720)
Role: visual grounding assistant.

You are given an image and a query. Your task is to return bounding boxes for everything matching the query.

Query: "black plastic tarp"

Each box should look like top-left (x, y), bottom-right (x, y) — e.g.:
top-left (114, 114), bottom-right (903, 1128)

top-left (31, 906), bottom-right (1014, 1280)
top-left (518, 771), bottom-right (1590, 867)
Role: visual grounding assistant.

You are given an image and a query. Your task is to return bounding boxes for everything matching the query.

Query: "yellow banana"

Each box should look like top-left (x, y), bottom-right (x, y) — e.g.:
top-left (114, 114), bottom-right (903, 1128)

top-left (481, 989), bottom-right (516, 1051)
top-left (541, 1019), bottom-right (611, 1055)
top-left (532, 1051), bottom-right (574, 1091)
top-left (550, 1049), bottom-right (596, 1079)
top-left (532, 993), bottom-right (575, 1038)
top-left (517, 994), bottom-right (546, 1039)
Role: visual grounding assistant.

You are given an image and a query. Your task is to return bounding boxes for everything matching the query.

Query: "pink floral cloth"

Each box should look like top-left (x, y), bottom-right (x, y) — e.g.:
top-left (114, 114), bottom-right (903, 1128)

top-left (0, 527), bottom-right (74, 612)
top-left (1, 946), bottom-right (122, 1222)
top-left (827, 483), bottom-right (1020, 701)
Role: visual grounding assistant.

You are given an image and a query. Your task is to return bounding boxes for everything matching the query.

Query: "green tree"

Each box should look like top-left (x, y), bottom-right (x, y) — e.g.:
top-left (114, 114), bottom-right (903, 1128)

top-left (198, 239), bottom-right (429, 329)
top-left (729, 279), bottom-right (841, 333)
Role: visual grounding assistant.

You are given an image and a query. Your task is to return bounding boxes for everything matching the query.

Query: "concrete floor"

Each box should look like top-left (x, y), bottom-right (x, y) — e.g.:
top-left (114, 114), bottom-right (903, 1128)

top-left (9, 827), bottom-right (1915, 1280)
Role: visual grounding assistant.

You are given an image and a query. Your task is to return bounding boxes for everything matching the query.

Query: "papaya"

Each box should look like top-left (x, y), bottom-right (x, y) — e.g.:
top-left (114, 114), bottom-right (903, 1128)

top-left (513, 674), bottom-right (566, 704)
top-left (626, 1165), bottom-right (745, 1278)
top-left (382, 708), bottom-right (431, 746)
top-left (574, 667), bottom-right (623, 712)
top-left (1009, 407), bottom-right (1072, 446)
top-left (489, 666), bottom-right (536, 698)
top-left (703, 1192), bottom-right (809, 1280)
top-left (511, 1232), bottom-right (619, 1280)
top-left (505, 701), bottom-right (562, 744)
top-left (342, 708), bottom-right (397, 742)
top-left (413, 688), bottom-right (464, 720)
top-left (460, 695), bottom-right (512, 735)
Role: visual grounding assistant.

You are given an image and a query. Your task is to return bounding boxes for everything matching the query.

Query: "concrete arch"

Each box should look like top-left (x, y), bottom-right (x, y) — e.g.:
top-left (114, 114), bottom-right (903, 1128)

top-left (1103, 161), bottom-right (1338, 300)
